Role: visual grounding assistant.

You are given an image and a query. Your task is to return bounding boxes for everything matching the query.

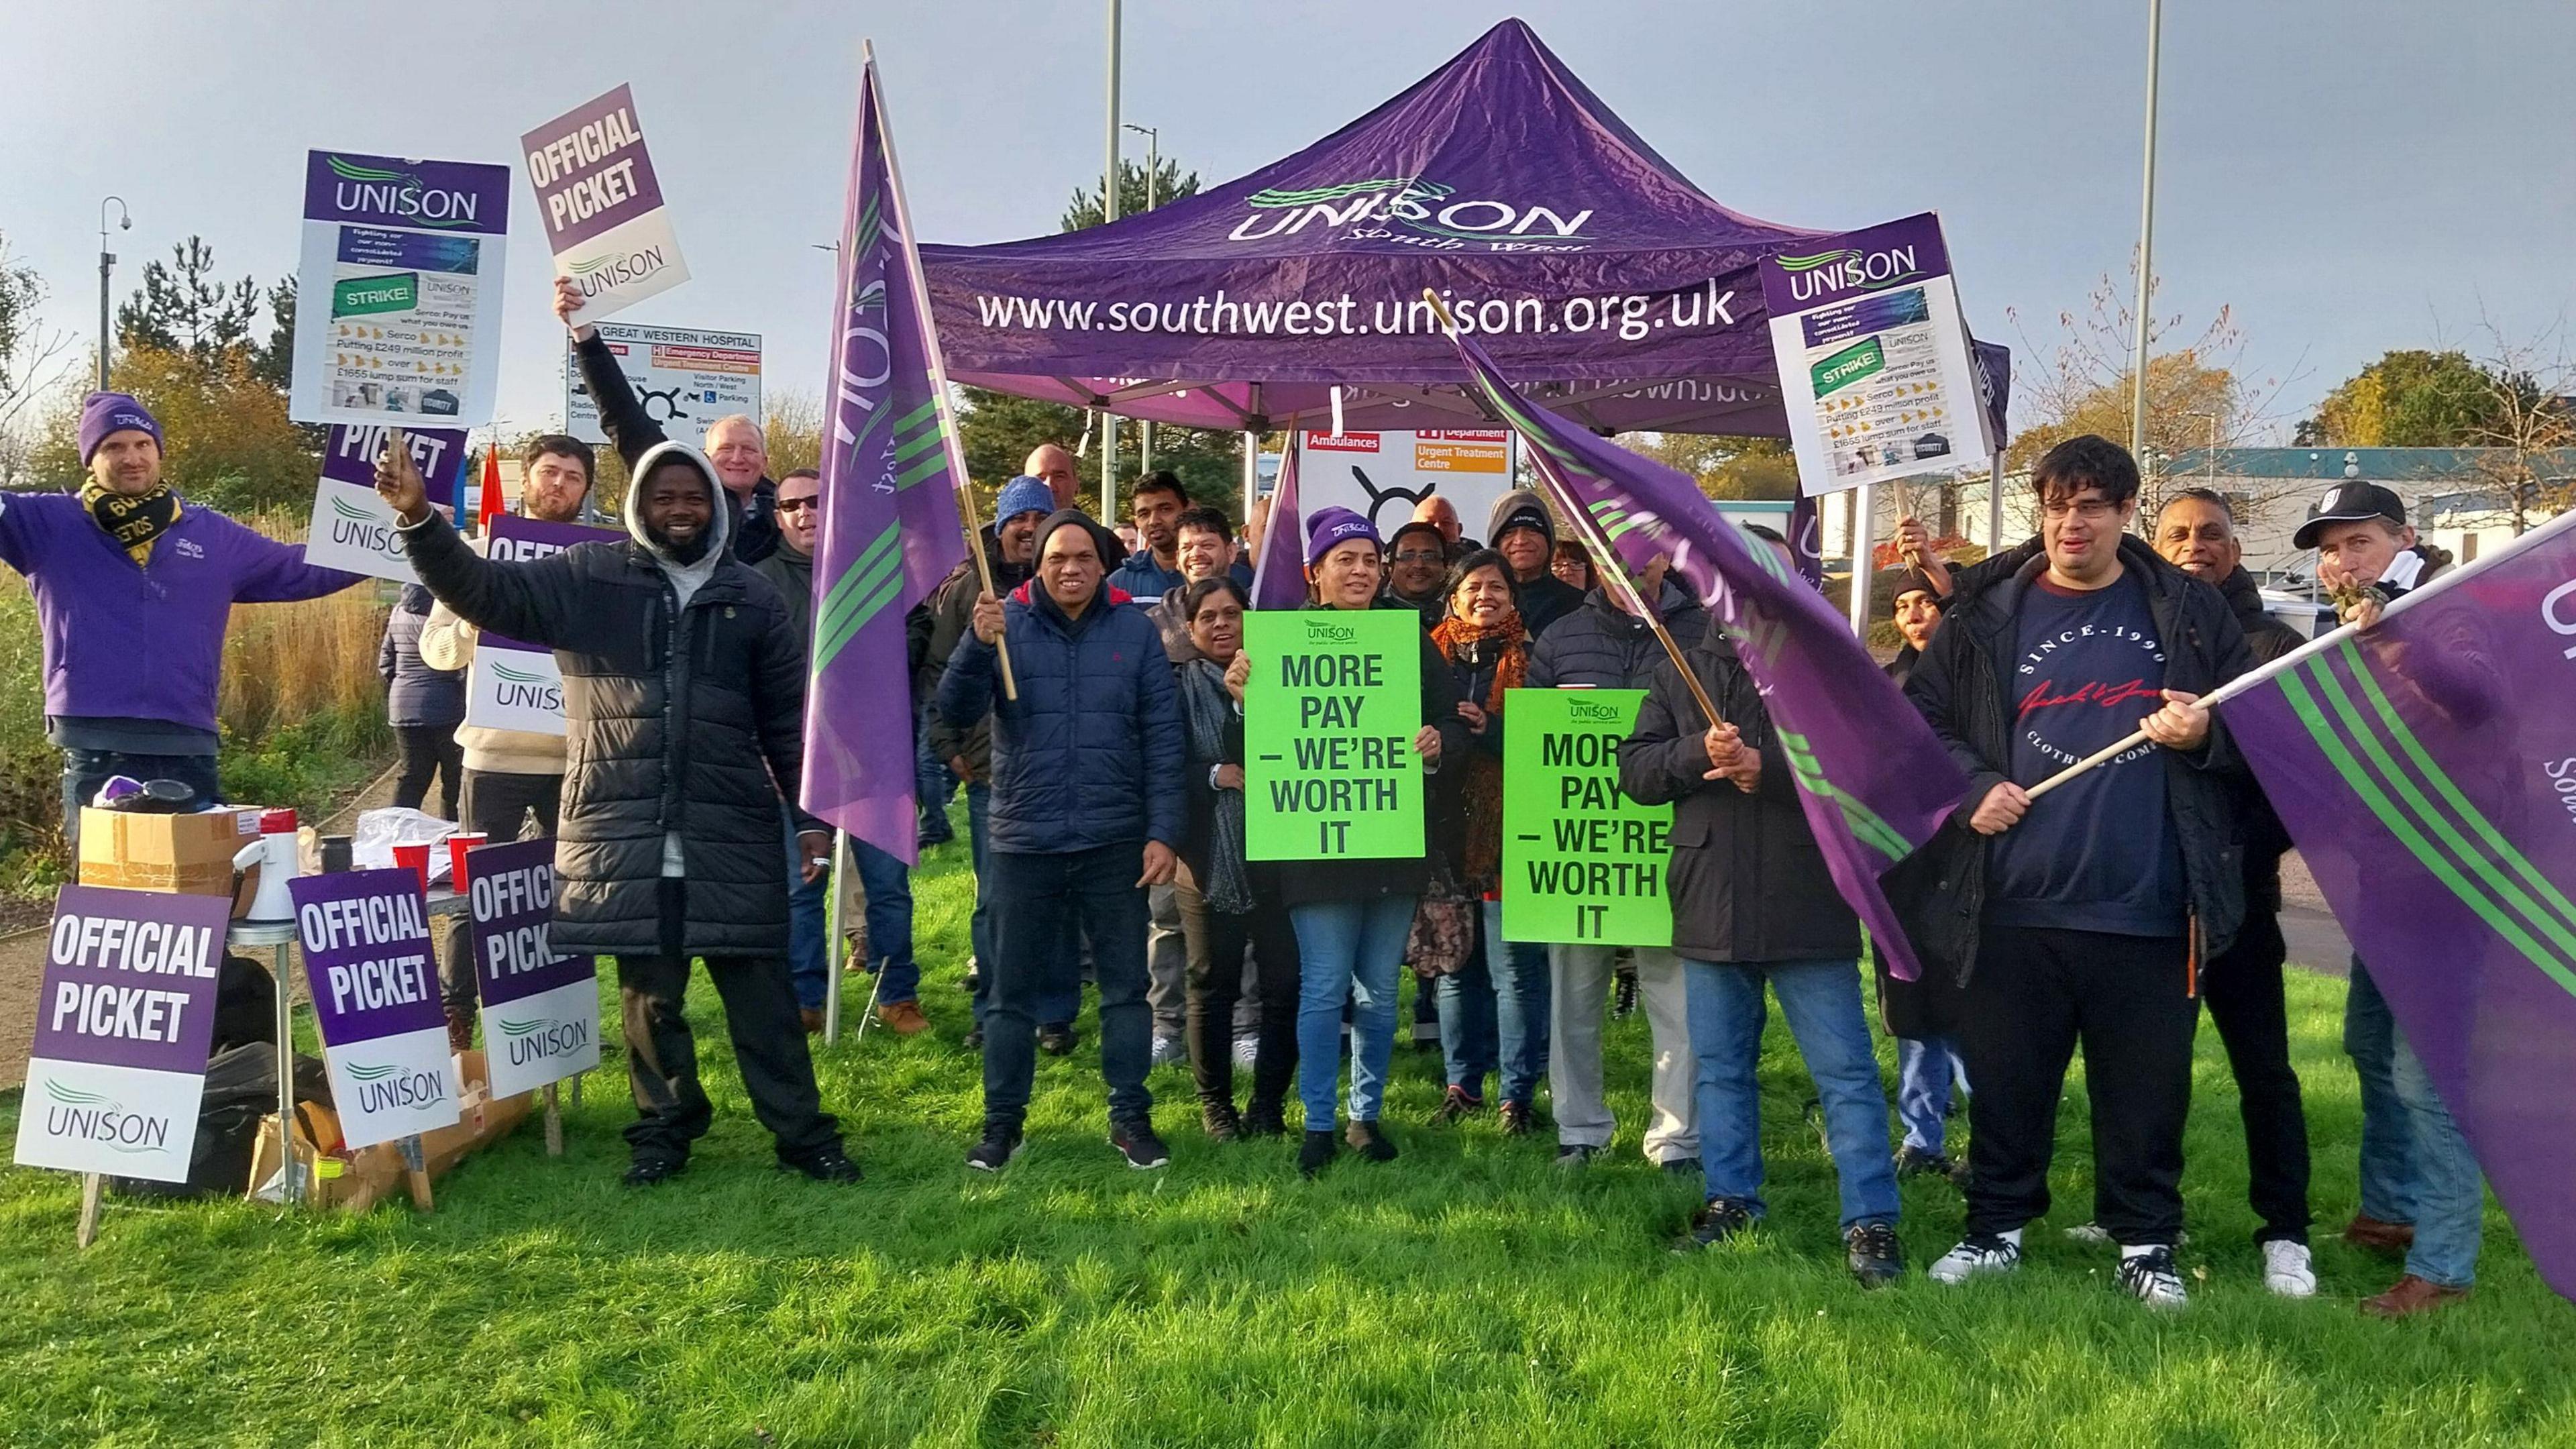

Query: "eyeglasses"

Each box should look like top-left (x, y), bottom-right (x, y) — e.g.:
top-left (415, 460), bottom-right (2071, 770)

top-left (2039, 498), bottom-right (2120, 522)
top-left (1391, 549), bottom-right (1446, 564)
top-left (777, 496), bottom-right (819, 515)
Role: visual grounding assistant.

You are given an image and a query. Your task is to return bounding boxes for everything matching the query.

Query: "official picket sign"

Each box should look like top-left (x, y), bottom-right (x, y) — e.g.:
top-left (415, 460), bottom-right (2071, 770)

top-left (1501, 689), bottom-right (1672, 946)
top-left (301, 425), bottom-right (469, 583)
top-left (290, 870), bottom-right (460, 1149)
top-left (465, 839), bottom-right (599, 1098)
top-left (12, 887), bottom-right (233, 1183)
top-left (521, 84), bottom-right (689, 320)
top-left (464, 515), bottom-right (617, 735)
top-left (1243, 610), bottom-right (1424, 861)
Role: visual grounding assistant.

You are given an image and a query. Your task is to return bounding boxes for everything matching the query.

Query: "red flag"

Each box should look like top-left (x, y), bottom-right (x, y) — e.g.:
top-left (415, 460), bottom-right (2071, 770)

top-left (476, 444), bottom-right (504, 531)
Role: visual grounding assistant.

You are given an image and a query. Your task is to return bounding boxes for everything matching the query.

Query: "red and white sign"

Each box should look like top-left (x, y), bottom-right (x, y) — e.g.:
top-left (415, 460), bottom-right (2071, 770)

top-left (1297, 429), bottom-right (1515, 539)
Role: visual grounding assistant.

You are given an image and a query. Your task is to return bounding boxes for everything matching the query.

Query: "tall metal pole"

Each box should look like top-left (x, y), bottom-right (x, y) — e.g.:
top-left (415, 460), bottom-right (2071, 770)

top-left (1846, 484), bottom-right (1876, 637)
top-left (1126, 122), bottom-right (1160, 475)
top-left (1100, 0), bottom-right (1123, 523)
top-left (97, 197), bottom-right (129, 391)
top-left (2127, 0), bottom-right (2164, 460)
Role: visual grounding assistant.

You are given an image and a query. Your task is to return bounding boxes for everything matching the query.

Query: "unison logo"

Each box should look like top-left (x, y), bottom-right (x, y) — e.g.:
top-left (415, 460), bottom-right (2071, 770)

top-left (327, 155), bottom-right (482, 230)
top-left (1775, 244), bottom-right (1925, 304)
top-left (497, 1014), bottom-right (592, 1065)
top-left (1232, 176), bottom-right (1595, 245)
top-left (1302, 619), bottom-right (1358, 643)
top-left (343, 1060), bottom-right (448, 1114)
top-left (568, 245), bottom-right (672, 295)
top-left (489, 659), bottom-right (561, 713)
top-left (42, 1079), bottom-right (168, 1155)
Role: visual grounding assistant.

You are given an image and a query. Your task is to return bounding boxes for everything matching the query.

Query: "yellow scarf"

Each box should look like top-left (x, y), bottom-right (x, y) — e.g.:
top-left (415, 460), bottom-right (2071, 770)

top-left (80, 480), bottom-right (182, 565)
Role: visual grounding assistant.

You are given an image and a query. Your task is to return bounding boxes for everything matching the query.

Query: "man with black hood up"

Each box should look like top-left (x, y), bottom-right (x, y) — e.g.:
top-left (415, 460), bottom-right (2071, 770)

top-left (1485, 488), bottom-right (1584, 639)
top-left (378, 433), bottom-right (857, 1190)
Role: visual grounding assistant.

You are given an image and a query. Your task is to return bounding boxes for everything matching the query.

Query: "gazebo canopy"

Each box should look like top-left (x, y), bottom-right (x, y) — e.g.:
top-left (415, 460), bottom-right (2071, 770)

top-left (922, 17), bottom-right (2006, 437)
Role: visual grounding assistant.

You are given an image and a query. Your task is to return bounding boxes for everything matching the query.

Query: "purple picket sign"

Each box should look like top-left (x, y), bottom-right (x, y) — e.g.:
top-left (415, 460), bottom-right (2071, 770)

top-left (290, 869), bottom-right (442, 1049)
top-left (1248, 442), bottom-right (1307, 610)
top-left (29, 885), bottom-right (231, 1078)
top-left (464, 839), bottom-right (594, 1006)
top-left (521, 84), bottom-right (671, 252)
top-left (480, 515), bottom-right (619, 653)
top-left (302, 152), bottom-right (510, 235)
top-left (1755, 211), bottom-right (1953, 319)
top-left (321, 424), bottom-right (468, 511)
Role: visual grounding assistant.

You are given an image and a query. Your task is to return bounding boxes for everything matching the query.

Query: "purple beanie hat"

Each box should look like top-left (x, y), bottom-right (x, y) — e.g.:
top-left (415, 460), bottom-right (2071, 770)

top-left (1303, 505), bottom-right (1381, 566)
top-left (78, 392), bottom-right (164, 464)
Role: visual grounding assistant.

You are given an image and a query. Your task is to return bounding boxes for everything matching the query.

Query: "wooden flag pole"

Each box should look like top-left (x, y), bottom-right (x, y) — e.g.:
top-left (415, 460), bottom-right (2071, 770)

top-left (953, 482), bottom-right (1018, 700)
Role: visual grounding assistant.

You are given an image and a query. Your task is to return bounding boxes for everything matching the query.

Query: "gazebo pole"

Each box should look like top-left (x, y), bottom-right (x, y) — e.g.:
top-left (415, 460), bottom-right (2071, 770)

top-left (1846, 484), bottom-right (1877, 637)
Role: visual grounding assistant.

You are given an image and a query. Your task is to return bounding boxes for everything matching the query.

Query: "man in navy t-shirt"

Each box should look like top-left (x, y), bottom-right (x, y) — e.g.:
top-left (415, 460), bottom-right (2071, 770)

top-left (1902, 435), bottom-right (2255, 1309)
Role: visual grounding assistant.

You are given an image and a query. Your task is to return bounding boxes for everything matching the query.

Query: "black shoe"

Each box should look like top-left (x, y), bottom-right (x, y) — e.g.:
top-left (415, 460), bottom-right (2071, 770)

top-left (1497, 1102), bottom-right (1536, 1136)
top-left (1845, 1221), bottom-right (1905, 1288)
top-left (1894, 1144), bottom-right (1961, 1181)
top-left (965, 1128), bottom-right (1024, 1172)
top-left (1201, 1102), bottom-right (1243, 1143)
top-left (962, 1026), bottom-right (985, 1052)
top-left (623, 1156), bottom-right (685, 1188)
top-left (1038, 1023), bottom-right (1077, 1056)
top-left (1344, 1119), bottom-right (1398, 1163)
top-left (1673, 1197), bottom-right (1757, 1252)
top-left (1555, 1143), bottom-right (1602, 1169)
top-left (1431, 1085), bottom-right (1484, 1124)
top-left (1299, 1128), bottom-right (1339, 1177)
top-left (1241, 1099), bottom-right (1287, 1138)
top-left (1110, 1118), bottom-right (1169, 1169)
top-left (784, 1147), bottom-right (863, 1184)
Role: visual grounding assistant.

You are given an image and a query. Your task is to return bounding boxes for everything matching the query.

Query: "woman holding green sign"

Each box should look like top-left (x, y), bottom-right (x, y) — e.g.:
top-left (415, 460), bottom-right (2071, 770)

top-left (1263, 508), bottom-right (1468, 1178)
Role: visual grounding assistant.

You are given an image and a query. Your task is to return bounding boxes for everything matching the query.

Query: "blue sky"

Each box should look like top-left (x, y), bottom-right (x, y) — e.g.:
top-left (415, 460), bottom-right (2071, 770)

top-left (5, 0), bottom-right (2569, 440)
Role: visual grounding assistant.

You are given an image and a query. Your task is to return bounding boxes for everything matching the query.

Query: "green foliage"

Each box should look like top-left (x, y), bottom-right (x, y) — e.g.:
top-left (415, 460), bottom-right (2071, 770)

top-left (21, 343), bottom-right (318, 513)
top-left (1630, 434), bottom-right (1800, 500)
top-left (957, 385), bottom-right (1090, 517)
top-left (216, 709), bottom-right (387, 823)
top-left (1061, 156), bottom-right (1203, 232)
top-left (113, 236), bottom-right (260, 364)
top-left (0, 575), bottom-right (58, 883)
top-left (2300, 350), bottom-right (2509, 447)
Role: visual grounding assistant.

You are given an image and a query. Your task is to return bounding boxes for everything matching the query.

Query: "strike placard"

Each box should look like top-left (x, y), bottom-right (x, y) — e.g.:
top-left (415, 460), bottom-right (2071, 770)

top-left (465, 839), bottom-right (598, 1097)
top-left (1501, 690), bottom-right (1672, 946)
top-left (301, 425), bottom-right (468, 583)
top-left (464, 515), bottom-right (617, 735)
top-left (1244, 610), bottom-right (1424, 861)
top-left (522, 84), bottom-right (689, 320)
top-left (290, 870), bottom-right (460, 1149)
top-left (13, 886), bottom-right (232, 1183)
top-left (289, 150), bottom-right (511, 428)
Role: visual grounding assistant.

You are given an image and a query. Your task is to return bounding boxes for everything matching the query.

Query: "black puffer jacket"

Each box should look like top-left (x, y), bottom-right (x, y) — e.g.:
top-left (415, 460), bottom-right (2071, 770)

top-left (1621, 629), bottom-right (1860, 963)
top-left (401, 441), bottom-right (818, 957)
top-left (1526, 582), bottom-right (1709, 690)
top-left (1892, 535), bottom-right (2255, 986)
top-left (574, 330), bottom-right (779, 565)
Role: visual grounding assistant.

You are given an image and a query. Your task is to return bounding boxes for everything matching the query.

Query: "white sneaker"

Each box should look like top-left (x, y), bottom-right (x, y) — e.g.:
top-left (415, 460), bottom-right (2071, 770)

top-left (1150, 1034), bottom-right (1187, 1069)
top-left (2262, 1240), bottom-right (2317, 1298)
top-left (1231, 1034), bottom-right (1258, 1071)
top-left (2118, 1246), bottom-right (2189, 1309)
top-left (1929, 1233), bottom-right (2023, 1284)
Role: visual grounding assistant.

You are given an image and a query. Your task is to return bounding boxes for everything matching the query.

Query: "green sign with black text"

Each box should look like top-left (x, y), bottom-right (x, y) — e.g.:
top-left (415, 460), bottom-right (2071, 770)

top-left (1501, 688), bottom-right (1672, 946)
top-left (1243, 610), bottom-right (1424, 861)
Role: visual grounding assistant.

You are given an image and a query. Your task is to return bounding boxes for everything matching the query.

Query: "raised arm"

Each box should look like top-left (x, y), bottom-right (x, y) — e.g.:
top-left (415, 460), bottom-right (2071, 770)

top-left (557, 275), bottom-right (665, 472)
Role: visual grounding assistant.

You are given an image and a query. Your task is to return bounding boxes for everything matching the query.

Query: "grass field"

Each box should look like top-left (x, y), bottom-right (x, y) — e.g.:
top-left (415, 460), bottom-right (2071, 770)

top-left (3, 828), bottom-right (2571, 1447)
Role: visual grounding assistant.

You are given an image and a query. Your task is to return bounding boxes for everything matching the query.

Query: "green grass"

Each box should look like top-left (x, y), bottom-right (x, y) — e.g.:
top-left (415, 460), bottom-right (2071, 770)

top-left (3, 828), bottom-right (2571, 1447)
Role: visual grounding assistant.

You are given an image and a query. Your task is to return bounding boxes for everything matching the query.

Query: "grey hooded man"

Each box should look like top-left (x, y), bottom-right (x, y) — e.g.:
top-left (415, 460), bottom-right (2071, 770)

top-left (375, 433), bottom-right (859, 1190)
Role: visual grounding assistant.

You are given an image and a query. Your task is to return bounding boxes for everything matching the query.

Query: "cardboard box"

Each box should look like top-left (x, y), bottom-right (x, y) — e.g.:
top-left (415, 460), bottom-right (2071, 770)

top-left (245, 1051), bottom-right (537, 1212)
top-left (78, 807), bottom-right (261, 897)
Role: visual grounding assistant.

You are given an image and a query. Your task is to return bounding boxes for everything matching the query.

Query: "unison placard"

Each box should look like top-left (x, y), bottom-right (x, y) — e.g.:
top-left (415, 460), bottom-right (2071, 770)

top-left (464, 515), bottom-right (617, 735)
top-left (1243, 610), bottom-right (1424, 861)
top-left (466, 839), bottom-right (599, 1098)
top-left (1500, 689), bottom-right (1672, 947)
top-left (291, 869), bottom-right (460, 1149)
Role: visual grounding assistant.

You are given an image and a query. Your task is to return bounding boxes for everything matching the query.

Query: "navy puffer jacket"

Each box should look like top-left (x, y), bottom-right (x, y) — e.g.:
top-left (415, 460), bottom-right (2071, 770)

top-left (938, 578), bottom-right (1184, 855)
top-left (1525, 583), bottom-right (1709, 691)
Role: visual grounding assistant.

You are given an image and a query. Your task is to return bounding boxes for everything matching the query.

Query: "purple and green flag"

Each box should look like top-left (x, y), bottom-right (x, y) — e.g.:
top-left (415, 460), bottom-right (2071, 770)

top-left (802, 50), bottom-right (971, 865)
top-left (1248, 440), bottom-right (1306, 610)
top-left (1449, 327), bottom-right (1968, 981)
top-left (2211, 510), bottom-right (2576, 1301)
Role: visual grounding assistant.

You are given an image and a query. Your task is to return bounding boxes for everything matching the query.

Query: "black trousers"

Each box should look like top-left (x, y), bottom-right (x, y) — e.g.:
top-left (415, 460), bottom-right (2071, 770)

top-left (438, 769), bottom-right (564, 1011)
top-left (2200, 910), bottom-right (2313, 1244)
top-left (391, 724), bottom-right (464, 818)
top-left (1961, 925), bottom-right (2198, 1244)
top-left (616, 883), bottom-right (841, 1166)
top-left (1175, 863), bottom-right (1302, 1112)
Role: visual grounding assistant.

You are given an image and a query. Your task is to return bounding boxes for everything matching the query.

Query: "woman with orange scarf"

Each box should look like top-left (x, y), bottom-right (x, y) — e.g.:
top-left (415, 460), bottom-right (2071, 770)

top-left (1427, 549), bottom-right (1551, 1135)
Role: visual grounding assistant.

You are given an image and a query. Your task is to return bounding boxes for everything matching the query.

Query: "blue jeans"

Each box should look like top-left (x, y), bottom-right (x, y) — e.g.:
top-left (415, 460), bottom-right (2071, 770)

top-left (916, 706), bottom-right (957, 839)
top-left (1436, 902), bottom-right (1549, 1104)
top-left (2353, 958), bottom-right (2487, 1288)
top-left (1896, 1034), bottom-right (1967, 1153)
top-left (983, 844), bottom-right (1152, 1129)
top-left (2342, 958), bottom-right (2420, 1226)
top-left (1684, 957), bottom-right (1901, 1230)
top-left (783, 814), bottom-right (829, 1010)
top-left (1291, 896), bottom-right (1415, 1127)
top-left (850, 838), bottom-right (918, 1005)
top-left (62, 749), bottom-right (222, 847)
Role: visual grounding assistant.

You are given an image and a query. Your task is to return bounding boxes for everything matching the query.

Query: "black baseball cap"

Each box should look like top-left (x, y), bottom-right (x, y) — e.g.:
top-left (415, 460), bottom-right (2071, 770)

top-left (2293, 479), bottom-right (2407, 549)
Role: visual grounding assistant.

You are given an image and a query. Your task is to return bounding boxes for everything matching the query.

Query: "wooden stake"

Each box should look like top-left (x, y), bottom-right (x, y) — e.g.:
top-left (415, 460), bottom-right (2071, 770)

top-left (542, 1082), bottom-right (564, 1158)
top-left (399, 1134), bottom-right (433, 1212)
top-left (953, 482), bottom-right (1019, 700)
top-left (76, 1173), bottom-right (103, 1248)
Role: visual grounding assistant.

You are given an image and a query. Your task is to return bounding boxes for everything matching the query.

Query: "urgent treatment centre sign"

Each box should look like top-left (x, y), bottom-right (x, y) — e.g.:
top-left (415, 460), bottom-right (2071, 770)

top-left (291, 871), bottom-right (460, 1149)
top-left (465, 839), bottom-right (599, 1098)
top-left (521, 84), bottom-right (689, 319)
top-left (464, 515), bottom-right (617, 735)
top-left (1501, 690), bottom-right (1672, 947)
top-left (13, 887), bottom-right (233, 1183)
top-left (1244, 610), bottom-right (1424, 861)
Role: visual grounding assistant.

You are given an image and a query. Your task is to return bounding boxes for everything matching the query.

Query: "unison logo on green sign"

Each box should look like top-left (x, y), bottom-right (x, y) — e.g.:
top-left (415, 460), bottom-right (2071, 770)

top-left (332, 272), bottom-right (418, 318)
top-left (1812, 337), bottom-right (1885, 396)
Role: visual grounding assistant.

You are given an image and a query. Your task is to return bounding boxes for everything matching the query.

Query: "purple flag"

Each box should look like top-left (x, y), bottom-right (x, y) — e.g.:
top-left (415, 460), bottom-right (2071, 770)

top-left (1449, 328), bottom-right (1968, 981)
top-left (1248, 440), bottom-right (1306, 610)
top-left (802, 52), bottom-right (971, 864)
top-left (2211, 510), bottom-right (2576, 1302)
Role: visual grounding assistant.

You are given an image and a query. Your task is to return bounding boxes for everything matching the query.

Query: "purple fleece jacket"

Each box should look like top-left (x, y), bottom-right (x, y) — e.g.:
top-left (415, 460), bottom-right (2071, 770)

top-left (0, 492), bottom-right (365, 733)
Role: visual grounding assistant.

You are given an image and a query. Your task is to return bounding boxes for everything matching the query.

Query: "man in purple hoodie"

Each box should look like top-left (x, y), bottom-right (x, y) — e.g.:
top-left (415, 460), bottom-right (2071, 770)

top-left (0, 392), bottom-right (364, 843)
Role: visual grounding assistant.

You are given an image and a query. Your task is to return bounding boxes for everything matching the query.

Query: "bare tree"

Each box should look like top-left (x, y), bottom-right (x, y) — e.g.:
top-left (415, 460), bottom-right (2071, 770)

top-left (0, 232), bottom-right (76, 486)
top-left (2461, 311), bottom-right (2576, 535)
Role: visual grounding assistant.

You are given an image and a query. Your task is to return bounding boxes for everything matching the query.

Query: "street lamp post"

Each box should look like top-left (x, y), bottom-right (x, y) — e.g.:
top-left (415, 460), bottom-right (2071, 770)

top-left (1124, 121), bottom-right (1160, 475)
top-left (2127, 0), bottom-right (2164, 461)
top-left (1100, 0), bottom-right (1123, 522)
top-left (97, 197), bottom-right (131, 391)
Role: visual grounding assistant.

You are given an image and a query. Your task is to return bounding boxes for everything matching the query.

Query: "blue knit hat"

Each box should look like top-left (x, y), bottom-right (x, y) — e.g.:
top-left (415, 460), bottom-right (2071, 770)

top-left (994, 475), bottom-right (1054, 525)
top-left (78, 392), bottom-right (163, 464)
top-left (1303, 506), bottom-right (1381, 566)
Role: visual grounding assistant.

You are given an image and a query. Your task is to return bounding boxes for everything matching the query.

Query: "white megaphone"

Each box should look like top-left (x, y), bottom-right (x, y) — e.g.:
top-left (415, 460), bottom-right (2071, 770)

top-left (233, 808), bottom-right (303, 922)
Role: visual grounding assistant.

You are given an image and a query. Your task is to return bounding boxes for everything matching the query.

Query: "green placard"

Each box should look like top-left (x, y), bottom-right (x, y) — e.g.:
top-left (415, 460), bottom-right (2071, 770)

top-left (1811, 335), bottom-right (1884, 396)
top-left (1243, 610), bottom-right (1424, 861)
top-left (332, 272), bottom-right (419, 317)
top-left (1500, 688), bottom-right (1672, 947)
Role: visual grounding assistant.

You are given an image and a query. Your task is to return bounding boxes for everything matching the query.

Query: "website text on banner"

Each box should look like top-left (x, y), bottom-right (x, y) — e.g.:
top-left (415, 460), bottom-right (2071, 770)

top-left (1502, 688), bottom-right (1671, 947)
top-left (521, 84), bottom-right (689, 320)
top-left (2214, 509), bottom-right (2576, 1303)
top-left (12, 887), bottom-right (232, 1184)
top-left (288, 152), bottom-right (511, 429)
top-left (1243, 610), bottom-right (1424, 862)
top-left (462, 515), bottom-right (618, 736)
top-left (302, 425), bottom-right (467, 584)
top-left (562, 324), bottom-right (761, 449)
top-left (1450, 325), bottom-right (1967, 982)
top-left (1760, 212), bottom-right (1996, 496)
top-left (290, 870), bottom-right (460, 1151)
top-left (466, 839), bottom-right (600, 1099)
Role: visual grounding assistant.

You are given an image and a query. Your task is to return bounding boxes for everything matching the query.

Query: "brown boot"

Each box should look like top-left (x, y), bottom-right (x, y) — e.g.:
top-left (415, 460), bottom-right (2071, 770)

top-left (2360, 1274), bottom-right (2468, 1318)
top-left (877, 1001), bottom-right (930, 1035)
top-left (444, 1008), bottom-right (473, 1054)
top-left (2342, 1214), bottom-right (2416, 1256)
top-left (800, 1008), bottom-right (825, 1034)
